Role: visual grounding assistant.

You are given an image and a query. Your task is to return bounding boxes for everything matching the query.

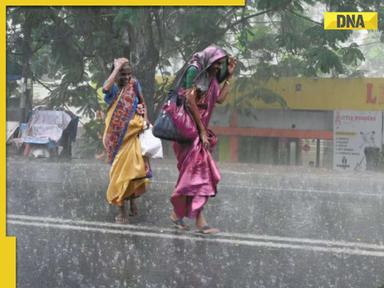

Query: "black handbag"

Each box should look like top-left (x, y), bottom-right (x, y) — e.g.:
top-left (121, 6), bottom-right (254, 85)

top-left (152, 90), bottom-right (181, 141)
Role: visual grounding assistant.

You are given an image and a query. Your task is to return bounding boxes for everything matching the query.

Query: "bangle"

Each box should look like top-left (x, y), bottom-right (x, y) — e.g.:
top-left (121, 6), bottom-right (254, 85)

top-left (224, 80), bottom-right (231, 86)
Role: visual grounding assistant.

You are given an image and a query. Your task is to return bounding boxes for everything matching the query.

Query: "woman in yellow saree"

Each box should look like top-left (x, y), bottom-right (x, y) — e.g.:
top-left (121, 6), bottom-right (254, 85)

top-left (102, 58), bottom-right (150, 224)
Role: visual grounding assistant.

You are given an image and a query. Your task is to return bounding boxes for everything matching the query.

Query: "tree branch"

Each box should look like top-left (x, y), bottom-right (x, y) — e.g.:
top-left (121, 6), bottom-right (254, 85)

top-left (33, 76), bottom-right (53, 92)
top-left (153, 10), bottom-right (164, 49)
top-left (288, 9), bottom-right (322, 26)
top-left (215, 7), bottom-right (238, 27)
top-left (31, 41), bottom-right (46, 55)
top-left (225, 9), bottom-right (275, 31)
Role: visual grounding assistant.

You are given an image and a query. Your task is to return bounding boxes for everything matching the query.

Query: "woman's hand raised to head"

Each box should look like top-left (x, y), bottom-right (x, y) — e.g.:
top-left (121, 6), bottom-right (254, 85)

top-left (114, 58), bottom-right (129, 69)
top-left (103, 58), bottom-right (129, 92)
top-left (227, 56), bottom-right (237, 77)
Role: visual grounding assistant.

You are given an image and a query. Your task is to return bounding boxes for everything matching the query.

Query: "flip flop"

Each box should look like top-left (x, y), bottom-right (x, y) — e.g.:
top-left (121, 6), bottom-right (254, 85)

top-left (197, 225), bottom-right (220, 235)
top-left (171, 217), bottom-right (189, 230)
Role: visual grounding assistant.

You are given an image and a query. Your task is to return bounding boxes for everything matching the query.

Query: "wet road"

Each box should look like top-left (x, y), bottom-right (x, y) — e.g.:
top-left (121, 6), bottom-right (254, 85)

top-left (6, 159), bottom-right (384, 288)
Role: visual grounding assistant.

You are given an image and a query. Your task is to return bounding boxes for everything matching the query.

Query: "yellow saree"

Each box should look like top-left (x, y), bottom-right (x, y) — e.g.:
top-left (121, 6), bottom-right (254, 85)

top-left (103, 84), bottom-right (148, 206)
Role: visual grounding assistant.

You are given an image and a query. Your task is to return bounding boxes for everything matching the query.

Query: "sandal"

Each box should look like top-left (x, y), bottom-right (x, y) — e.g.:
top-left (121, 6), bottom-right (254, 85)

top-left (171, 217), bottom-right (189, 230)
top-left (197, 225), bottom-right (220, 235)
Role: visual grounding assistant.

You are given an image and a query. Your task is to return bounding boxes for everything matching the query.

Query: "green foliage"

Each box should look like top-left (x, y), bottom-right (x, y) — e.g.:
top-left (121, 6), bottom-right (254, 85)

top-left (306, 47), bottom-right (344, 74)
top-left (9, 4), bottom-right (381, 107)
top-left (340, 43), bottom-right (365, 66)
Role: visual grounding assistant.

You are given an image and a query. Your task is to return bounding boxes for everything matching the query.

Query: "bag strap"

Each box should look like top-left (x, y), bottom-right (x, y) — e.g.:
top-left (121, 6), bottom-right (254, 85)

top-left (170, 49), bottom-right (203, 91)
top-left (134, 79), bottom-right (140, 100)
top-left (171, 63), bottom-right (193, 91)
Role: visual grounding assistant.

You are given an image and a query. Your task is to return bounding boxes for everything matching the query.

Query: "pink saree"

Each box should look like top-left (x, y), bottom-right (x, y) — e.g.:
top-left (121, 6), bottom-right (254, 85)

top-left (171, 78), bottom-right (221, 219)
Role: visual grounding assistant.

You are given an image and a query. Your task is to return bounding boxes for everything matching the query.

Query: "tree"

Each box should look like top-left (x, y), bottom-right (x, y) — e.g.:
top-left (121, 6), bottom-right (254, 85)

top-left (7, 8), bottom-right (53, 120)
top-left (8, 3), bottom-right (383, 117)
top-left (6, 2), bottom-right (384, 156)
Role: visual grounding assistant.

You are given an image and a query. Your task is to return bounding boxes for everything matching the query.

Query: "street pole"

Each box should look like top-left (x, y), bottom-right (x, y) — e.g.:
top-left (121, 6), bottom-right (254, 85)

top-left (316, 138), bottom-right (320, 167)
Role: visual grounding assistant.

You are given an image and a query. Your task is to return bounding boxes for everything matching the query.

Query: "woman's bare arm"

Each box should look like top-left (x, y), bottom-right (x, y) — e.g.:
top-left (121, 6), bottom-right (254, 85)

top-left (139, 92), bottom-right (150, 124)
top-left (216, 76), bottom-right (232, 104)
top-left (185, 88), bottom-right (209, 148)
top-left (216, 56), bottom-right (237, 104)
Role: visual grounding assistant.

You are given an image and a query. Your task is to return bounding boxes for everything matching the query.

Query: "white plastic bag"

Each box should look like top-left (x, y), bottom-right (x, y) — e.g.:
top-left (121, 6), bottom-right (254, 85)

top-left (139, 126), bottom-right (163, 159)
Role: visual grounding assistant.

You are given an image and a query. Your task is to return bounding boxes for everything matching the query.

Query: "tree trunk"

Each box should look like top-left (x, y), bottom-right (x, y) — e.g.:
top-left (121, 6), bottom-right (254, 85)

top-left (127, 12), bottom-right (159, 122)
top-left (20, 14), bottom-right (33, 122)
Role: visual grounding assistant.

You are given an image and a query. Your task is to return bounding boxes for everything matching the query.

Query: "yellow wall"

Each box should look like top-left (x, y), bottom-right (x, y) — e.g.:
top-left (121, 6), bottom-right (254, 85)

top-left (233, 77), bottom-right (384, 111)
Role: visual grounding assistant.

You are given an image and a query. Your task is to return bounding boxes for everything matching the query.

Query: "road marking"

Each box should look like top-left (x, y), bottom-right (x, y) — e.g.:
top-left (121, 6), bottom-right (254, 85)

top-left (8, 214), bottom-right (384, 250)
top-left (7, 214), bottom-right (384, 257)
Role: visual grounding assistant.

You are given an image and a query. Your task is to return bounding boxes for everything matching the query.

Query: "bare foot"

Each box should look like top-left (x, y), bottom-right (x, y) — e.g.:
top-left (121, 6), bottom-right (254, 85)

top-left (129, 199), bottom-right (138, 216)
top-left (115, 206), bottom-right (128, 224)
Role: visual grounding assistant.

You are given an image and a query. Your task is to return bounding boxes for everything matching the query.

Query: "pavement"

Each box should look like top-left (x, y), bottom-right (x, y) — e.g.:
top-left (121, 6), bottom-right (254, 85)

top-left (6, 157), bottom-right (384, 288)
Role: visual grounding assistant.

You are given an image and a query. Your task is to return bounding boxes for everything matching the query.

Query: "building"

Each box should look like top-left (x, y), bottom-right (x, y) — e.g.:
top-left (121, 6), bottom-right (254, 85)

top-left (210, 77), bottom-right (384, 168)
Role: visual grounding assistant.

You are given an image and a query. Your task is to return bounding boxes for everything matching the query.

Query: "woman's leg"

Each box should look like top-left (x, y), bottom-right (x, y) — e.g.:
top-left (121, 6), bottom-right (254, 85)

top-left (170, 195), bottom-right (189, 229)
top-left (196, 211), bottom-right (207, 227)
top-left (129, 198), bottom-right (138, 216)
top-left (170, 210), bottom-right (178, 221)
top-left (196, 211), bottom-right (219, 234)
top-left (171, 195), bottom-right (187, 219)
top-left (115, 202), bottom-right (128, 224)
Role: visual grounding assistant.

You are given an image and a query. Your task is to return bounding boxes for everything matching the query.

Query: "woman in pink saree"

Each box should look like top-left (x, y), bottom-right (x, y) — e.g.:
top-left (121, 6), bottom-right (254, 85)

top-left (170, 45), bottom-right (237, 234)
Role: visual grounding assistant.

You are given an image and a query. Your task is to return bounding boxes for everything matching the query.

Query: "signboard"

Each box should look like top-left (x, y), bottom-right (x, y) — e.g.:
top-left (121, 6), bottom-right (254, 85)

top-left (324, 12), bottom-right (378, 30)
top-left (333, 111), bottom-right (383, 171)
